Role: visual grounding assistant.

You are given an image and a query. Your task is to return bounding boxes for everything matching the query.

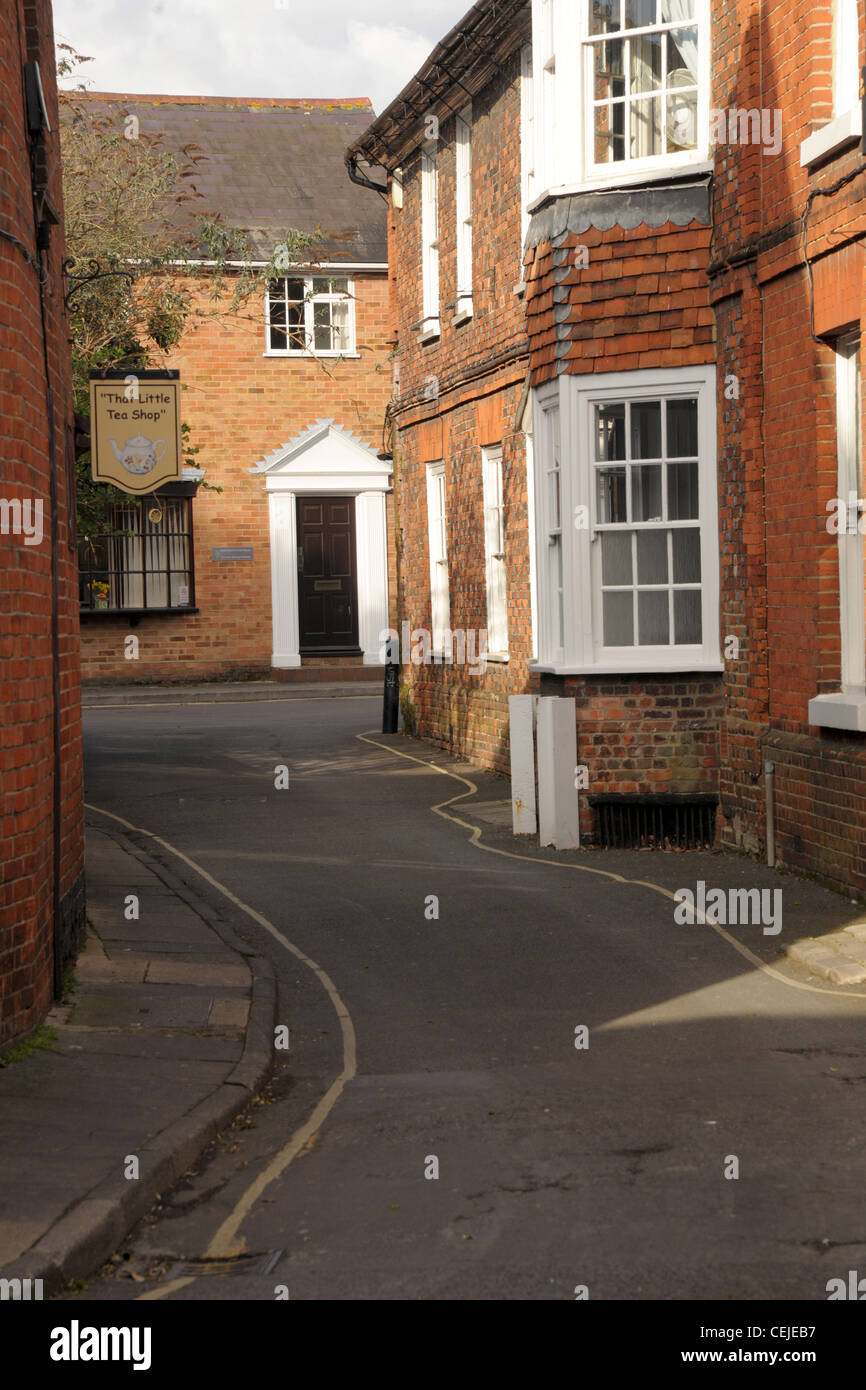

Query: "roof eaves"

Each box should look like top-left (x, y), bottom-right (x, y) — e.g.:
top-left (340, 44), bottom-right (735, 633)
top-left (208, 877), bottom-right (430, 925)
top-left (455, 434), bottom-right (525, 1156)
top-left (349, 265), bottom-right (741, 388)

top-left (347, 0), bottom-right (530, 173)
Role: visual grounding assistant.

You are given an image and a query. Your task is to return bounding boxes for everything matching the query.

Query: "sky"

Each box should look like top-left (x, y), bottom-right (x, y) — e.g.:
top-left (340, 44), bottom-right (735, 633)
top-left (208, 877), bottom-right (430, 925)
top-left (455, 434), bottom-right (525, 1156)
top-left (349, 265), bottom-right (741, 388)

top-left (52, 0), bottom-right (472, 116)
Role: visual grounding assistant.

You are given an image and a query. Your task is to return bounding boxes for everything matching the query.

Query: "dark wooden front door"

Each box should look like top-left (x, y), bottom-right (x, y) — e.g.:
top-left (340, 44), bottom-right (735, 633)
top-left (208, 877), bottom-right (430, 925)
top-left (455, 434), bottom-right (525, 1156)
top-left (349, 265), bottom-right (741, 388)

top-left (297, 497), bottom-right (359, 652)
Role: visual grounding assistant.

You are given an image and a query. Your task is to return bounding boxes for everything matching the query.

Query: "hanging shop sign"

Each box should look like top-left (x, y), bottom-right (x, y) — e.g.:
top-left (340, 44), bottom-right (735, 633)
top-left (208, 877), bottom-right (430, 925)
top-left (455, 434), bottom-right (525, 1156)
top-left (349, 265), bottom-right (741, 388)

top-left (89, 370), bottom-right (182, 495)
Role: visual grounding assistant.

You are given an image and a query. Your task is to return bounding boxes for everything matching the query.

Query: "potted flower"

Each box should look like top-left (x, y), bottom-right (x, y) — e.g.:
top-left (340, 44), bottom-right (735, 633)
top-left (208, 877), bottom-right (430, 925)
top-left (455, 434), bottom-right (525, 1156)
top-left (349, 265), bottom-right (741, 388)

top-left (88, 580), bottom-right (110, 609)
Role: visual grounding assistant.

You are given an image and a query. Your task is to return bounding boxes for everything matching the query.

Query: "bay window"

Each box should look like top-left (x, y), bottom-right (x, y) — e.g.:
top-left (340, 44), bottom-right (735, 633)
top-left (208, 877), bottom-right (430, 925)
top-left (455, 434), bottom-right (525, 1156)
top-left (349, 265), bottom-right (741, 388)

top-left (532, 367), bottom-right (720, 672)
top-left (529, 0), bottom-right (710, 193)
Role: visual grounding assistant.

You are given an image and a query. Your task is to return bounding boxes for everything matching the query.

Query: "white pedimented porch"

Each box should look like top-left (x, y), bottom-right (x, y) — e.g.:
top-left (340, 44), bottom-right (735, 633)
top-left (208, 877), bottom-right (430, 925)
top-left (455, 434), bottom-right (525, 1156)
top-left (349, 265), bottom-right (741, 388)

top-left (251, 420), bottom-right (392, 668)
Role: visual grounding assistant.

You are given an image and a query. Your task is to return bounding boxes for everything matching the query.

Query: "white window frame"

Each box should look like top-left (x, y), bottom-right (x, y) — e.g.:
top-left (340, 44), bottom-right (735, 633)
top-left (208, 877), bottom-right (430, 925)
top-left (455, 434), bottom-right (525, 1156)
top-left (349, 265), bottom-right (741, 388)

top-left (531, 365), bottom-right (721, 674)
top-left (809, 333), bottom-right (866, 731)
top-left (535, 392), bottom-right (565, 665)
top-left (426, 462), bottom-right (450, 653)
top-left (421, 147), bottom-right (440, 340)
top-left (264, 276), bottom-right (356, 357)
top-left (529, 0), bottom-right (711, 199)
top-left (455, 106), bottom-right (473, 322)
top-left (520, 44), bottom-right (537, 252)
top-left (801, 0), bottom-right (863, 166)
top-left (835, 0), bottom-right (860, 116)
top-left (482, 446), bottom-right (509, 657)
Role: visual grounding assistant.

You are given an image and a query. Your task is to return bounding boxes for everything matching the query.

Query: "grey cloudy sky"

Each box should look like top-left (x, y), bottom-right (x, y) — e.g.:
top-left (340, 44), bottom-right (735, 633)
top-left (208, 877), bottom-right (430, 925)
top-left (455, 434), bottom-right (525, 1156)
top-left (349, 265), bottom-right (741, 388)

top-left (52, 0), bottom-right (472, 115)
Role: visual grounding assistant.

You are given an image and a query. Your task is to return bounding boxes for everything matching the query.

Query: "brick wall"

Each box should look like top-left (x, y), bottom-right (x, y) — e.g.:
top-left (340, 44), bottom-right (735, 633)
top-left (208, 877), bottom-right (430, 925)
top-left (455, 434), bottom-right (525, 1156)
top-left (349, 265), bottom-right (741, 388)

top-left (710, 0), bottom-right (866, 897)
top-left (390, 41), bottom-right (722, 827)
top-left (389, 50), bottom-right (535, 772)
top-left (80, 272), bottom-right (393, 682)
top-left (1, 0), bottom-right (85, 1047)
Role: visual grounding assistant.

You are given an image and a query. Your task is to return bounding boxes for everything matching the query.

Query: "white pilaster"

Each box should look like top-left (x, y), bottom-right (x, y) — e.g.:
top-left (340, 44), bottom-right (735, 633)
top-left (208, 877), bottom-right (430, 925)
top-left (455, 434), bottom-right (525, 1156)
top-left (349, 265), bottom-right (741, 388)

top-left (269, 491), bottom-right (301, 667)
top-left (355, 490), bottom-right (390, 665)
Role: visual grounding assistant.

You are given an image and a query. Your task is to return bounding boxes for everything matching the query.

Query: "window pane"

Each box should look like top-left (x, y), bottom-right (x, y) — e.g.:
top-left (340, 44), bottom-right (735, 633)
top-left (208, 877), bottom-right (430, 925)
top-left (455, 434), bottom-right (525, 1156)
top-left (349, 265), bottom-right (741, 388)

top-left (638, 589), bottom-right (669, 644)
top-left (288, 299), bottom-right (304, 349)
top-left (596, 402), bottom-right (626, 459)
top-left (672, 527), bottom-right (701, 583)
top-left (332, 299), bottom-right (350, 351)
top-left (674, 589), bottom-right (702, 643)
top-left (632, 463), bottom-right (662, 520)
top-left (626, 0), bottom-right (656, 25)
top-left (637, 529), bottom-right (668, 583)
top-left (666, 88), bottom-right (697, 151)
top-left (589, 0), bottom-right (621, 35)
top-left (667, 26), bottom-right (699, 80)
top-left (667, 398), bottom-right (698, 456)
top-left (602, 531), bottom-right (633, 585)
top-left (667, 461), bottom-right (699, 519)
top-left (594, 104), bottom-right (627, 162)
top-left (630, 95), bottom-right (662, 157)
top-left (595, 38), bottom-right (625, 100)
top-left (604, 591), bottom-right (634, 645)
top-left (548, 468), bottom-right (561, 529)
top-left (597, 466), bottom-right (627, 522)
top-left (269, 324), bottom-right (287, 350)
top-left (662, 0), bottom-right (694, 18)
top-left (286, 279), bottom-right (305, 301)
top-left (630, 33), bottom-right (662, 94)
top-left (631, 400), bottom-right (662, 457)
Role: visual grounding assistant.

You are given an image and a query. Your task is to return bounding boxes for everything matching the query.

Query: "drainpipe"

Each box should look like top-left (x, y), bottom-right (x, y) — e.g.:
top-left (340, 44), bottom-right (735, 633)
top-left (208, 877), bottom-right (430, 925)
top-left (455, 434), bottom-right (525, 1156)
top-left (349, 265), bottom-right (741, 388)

top-left (345, 154), bottom-right (388, 197)
top-left (764, 760), bottom-right (776, 868)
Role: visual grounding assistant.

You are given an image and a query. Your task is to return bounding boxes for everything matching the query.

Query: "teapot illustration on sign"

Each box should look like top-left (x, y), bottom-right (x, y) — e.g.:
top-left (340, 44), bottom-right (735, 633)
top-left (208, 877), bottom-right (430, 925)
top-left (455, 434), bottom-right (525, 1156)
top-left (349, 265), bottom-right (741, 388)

top-left (110, 434), bottom-right (168, 476)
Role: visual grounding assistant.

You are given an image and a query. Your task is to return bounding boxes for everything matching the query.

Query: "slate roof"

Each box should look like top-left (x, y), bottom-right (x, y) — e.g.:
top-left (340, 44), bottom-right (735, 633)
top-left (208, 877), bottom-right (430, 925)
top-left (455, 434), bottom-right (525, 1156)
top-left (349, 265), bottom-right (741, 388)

top-left (66, 94), bottom-right (387, 264)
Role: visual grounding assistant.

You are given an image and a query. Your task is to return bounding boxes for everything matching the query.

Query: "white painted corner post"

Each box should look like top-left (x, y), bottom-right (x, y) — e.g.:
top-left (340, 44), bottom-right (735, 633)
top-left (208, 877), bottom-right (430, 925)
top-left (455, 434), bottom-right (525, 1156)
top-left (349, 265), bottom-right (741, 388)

top-left (509, 695), bottom-right (538, 834)
top-left (537, 696), bottom-right (580, 850)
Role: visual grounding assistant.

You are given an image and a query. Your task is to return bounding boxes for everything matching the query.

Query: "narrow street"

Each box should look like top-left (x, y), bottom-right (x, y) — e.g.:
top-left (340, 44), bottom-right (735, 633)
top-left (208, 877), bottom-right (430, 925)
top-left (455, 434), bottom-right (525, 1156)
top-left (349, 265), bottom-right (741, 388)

top-left (70, 693), bottom-right (866, 1302)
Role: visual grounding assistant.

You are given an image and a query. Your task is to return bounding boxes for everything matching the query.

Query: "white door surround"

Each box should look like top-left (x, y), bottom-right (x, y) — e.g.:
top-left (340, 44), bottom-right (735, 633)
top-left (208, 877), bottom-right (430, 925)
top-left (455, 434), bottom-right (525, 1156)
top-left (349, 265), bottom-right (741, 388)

top-left (251, 419), bottom-right (392, 668)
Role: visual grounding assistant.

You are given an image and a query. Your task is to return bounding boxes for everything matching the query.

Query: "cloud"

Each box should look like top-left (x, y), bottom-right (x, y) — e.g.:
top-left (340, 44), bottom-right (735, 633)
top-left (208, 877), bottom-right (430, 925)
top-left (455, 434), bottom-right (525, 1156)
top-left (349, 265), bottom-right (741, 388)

top-left (52, 0), bottom-right (471, 114)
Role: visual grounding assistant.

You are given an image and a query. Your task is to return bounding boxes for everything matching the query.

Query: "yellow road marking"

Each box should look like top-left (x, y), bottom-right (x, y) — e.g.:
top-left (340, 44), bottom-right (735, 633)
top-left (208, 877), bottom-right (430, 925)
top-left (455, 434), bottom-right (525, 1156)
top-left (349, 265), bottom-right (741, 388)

top-left (356, 734), bottom-right (866, 1002)
top-left (84, 802), bottom-right (357, 1301)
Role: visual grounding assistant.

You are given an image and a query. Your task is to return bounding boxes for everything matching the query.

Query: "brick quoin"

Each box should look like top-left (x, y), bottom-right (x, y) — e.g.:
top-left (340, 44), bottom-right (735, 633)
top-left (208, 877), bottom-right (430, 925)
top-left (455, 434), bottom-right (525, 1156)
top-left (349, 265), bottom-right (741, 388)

top-left (0, 0), bottom-right (85, 1048)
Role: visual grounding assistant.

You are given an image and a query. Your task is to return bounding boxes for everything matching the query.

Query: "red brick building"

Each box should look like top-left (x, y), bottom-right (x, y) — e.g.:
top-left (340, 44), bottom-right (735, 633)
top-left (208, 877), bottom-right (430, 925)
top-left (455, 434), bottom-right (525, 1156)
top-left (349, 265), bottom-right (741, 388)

top-left (73, 95), bottom-right (394, 685)
top-left (1, 0), bottom-right (85, 1047)
top-left (349, 0), bottom-right (866, 898)
top-left (712, 0), bottom-right (866, 894)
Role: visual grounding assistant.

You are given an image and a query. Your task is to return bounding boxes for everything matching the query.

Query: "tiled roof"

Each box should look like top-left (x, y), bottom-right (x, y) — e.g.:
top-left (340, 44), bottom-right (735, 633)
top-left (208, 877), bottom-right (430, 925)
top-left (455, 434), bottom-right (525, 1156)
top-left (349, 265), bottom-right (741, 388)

top-left (65, 93), bottom-right (387, 264)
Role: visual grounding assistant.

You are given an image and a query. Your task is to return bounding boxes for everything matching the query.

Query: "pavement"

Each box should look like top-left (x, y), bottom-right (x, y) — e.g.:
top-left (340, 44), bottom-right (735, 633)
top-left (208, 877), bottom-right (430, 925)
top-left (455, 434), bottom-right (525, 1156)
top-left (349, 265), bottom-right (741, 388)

top-left (0, 819), bottom-right (276, 1296)
top-left (3, 689), bottom-right (866, 1301)
top-left (81, 679), bottom-right (381, 707)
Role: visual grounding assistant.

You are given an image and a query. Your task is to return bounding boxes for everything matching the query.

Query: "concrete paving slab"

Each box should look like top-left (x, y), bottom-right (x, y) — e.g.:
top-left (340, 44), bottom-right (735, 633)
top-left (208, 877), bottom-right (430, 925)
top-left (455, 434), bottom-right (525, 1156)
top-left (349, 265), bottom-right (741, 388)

top-left (145, 961), bottom-right (249, 987)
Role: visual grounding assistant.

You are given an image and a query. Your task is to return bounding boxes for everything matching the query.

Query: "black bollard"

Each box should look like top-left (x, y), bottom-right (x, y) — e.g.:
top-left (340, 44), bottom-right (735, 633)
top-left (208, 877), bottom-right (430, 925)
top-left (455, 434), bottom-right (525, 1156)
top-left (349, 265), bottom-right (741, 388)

top-left (382, 645), bottom-right (400, 733)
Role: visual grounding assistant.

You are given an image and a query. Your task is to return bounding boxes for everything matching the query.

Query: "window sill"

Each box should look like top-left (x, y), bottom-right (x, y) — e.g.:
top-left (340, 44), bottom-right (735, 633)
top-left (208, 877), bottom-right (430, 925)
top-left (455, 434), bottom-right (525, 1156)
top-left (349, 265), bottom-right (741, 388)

top-left (452, 307), bottom-right (474, 327)
top-left (80, 606), bottom-right (199, 620)
top-left (527, 160), bottom-right (713, 213)
top-left (263, 350), bottom-right (360, 359)
top-left (529, 660), bottom-right (724, 676)
top-left (808, 690), bottom-right (866, 732)
top-left (484, 652), bottom-right (510, 664)
top-left (513, 281), bottom-right (527, 299)
top-left (800, 107), bottom-right (862, 168)
top-left (419, 326), bottom-right (441, 345)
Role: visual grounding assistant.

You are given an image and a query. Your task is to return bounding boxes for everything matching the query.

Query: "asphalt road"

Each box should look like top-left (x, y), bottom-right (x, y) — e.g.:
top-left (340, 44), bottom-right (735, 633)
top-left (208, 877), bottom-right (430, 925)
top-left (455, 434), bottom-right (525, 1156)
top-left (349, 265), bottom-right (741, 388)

top-left (75, 695), bottom-right (866, 1301)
